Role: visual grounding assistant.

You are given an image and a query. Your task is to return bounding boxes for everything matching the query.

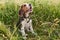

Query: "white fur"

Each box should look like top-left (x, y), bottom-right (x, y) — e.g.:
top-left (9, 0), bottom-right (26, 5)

top-left (20, 18), bottom-right (35, 36)
top-left (20, 16), bottom-right (36, 39)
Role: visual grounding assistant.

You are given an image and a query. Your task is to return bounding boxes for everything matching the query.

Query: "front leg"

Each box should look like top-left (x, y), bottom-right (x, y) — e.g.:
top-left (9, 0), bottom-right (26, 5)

top-left (29, 20), bottom-right (37, 35)
top-left (20, 21), bottom-right (27, 39)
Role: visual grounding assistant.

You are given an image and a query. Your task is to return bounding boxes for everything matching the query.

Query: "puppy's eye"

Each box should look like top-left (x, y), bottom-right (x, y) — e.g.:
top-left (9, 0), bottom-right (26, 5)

top-left (24, 5), bottom-right (26, 6)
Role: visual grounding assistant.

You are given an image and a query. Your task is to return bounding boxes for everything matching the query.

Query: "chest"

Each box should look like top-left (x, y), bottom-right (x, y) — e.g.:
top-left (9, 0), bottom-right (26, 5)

top-left (21, 18), bottom-right (30, 25)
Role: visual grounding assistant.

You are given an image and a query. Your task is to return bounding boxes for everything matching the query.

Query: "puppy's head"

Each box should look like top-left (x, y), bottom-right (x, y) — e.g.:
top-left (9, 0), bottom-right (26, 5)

top-left (19, 3), bottom-right (33, 17)
top-left (21, 3), bottom-right (33, 13)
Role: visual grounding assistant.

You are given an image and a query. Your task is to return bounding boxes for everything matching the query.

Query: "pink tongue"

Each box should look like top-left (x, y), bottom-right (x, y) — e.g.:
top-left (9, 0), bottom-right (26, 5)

top-left (30, 9), bottom-right (32, 11)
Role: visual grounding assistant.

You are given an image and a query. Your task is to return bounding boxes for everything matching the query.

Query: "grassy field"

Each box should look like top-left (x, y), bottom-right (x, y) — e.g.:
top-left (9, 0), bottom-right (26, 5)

top-left (0, 0), bottom-right (60, 40)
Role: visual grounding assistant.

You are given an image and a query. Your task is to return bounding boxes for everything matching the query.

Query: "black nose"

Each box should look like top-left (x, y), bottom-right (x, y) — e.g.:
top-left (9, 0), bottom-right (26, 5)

top-left (29, 4), bottom-right (32, 9)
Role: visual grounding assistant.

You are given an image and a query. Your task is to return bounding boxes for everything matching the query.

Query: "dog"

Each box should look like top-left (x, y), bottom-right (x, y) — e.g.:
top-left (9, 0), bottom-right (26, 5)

top-left (16, 3), bottom-right (37, 39)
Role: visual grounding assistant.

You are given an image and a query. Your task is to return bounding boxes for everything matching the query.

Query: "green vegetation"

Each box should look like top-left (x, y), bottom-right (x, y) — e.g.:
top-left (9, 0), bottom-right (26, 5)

top-left (0, 0), bottom-right (60, 40)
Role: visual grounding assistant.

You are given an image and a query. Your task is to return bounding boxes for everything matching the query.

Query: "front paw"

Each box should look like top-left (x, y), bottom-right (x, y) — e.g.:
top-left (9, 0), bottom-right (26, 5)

top-left (32, 32), bottom-right (37, 36)
top-left (23, 36), bottom-right (27, 40)
top-left (22, 34), bottom-right (28, 37)
top-left (22, 34), bottom-right (28, 40)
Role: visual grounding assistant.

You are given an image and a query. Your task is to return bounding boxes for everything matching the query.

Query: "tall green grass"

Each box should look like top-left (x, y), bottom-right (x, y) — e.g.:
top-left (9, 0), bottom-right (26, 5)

top-left (0, 0), bottom-right (60, 40)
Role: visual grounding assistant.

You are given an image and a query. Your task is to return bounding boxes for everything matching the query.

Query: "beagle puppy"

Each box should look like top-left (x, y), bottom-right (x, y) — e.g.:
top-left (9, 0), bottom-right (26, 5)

top-left (16, 3), bottom-right (37, 39)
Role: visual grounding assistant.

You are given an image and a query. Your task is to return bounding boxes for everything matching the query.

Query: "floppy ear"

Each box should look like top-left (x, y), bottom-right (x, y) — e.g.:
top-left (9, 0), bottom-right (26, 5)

top-left (19, 4), bottom-right (28, 17)
top-left (19, 5), bottom-right (24, 17)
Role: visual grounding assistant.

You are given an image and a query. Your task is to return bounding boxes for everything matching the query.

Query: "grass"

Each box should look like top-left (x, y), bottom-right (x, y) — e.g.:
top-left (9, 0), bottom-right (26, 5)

top-left (0, 0), bottom-right (60, 40)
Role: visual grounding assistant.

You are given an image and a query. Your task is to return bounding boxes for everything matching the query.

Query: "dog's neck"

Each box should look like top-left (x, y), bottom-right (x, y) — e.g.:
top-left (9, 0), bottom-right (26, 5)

top-left (22, 11), bottom-right (31, 18)
top-left (25, 12), bottom-right (30, 17)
